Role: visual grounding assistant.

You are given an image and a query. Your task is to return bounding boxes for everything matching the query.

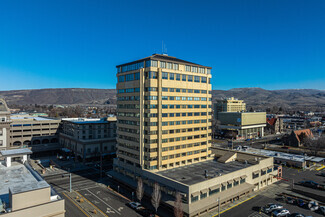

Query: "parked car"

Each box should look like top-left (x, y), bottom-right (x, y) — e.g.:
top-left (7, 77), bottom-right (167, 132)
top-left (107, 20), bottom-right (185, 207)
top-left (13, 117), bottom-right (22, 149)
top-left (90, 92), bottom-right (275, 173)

top-left (286, 197), bottom-right (296, 204)
top-left (138, 209), bottom-right (155, 217)
top-left (317, 172), bottom-right (325, 177)
top-left (272, 209), bottom-right (290, 217)
top-left (128, 202), bottom-right (143, 210)
top-left (297, 199), bottom-right (305, 207)
top-left (263, 204), bottom-right (283, 214)
top-left (320, 206), bottom-right (325, 214)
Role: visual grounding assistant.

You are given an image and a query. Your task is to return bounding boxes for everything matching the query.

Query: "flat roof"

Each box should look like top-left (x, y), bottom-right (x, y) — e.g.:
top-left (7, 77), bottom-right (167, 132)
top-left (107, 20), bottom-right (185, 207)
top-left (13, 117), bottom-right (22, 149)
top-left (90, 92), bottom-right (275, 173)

top-left (10, 116), bottom-right (57, 121)
top-left (156, 160), bottom-right (251, 185)
top-left (0, 163), bottom-right (49, 204)
top-left (62, 117), bottom-right (116, 124)
top-left (241, 147), bottom-right (324, 163)
top-left (0, 148), bottom-right (32, 157)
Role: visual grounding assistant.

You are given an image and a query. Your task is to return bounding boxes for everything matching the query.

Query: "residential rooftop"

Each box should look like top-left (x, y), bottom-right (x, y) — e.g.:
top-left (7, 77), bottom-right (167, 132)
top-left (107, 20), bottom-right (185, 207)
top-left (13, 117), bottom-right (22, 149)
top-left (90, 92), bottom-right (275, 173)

top-left (156, 159), bottom-right (252, 185)
top-left (0, 163), bottom-right (49, 204)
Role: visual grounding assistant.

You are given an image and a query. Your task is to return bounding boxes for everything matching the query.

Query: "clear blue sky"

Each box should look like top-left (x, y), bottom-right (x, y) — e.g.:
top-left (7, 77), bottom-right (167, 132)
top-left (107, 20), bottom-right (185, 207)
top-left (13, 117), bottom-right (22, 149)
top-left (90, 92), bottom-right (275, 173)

top-left (0, 0), bottom-right (324, 91)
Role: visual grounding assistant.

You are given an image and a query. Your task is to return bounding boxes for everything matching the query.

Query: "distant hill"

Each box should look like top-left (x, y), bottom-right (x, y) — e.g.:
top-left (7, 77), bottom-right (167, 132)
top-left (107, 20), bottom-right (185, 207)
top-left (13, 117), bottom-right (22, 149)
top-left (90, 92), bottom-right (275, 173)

top-left (1, 88), bottom-right (325, 111)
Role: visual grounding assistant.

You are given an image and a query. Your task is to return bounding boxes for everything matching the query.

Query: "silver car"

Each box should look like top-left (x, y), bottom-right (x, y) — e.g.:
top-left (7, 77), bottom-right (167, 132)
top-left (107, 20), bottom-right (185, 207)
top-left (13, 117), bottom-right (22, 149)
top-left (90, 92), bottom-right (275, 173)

top-left (263, 204), bottom-right (283, 213)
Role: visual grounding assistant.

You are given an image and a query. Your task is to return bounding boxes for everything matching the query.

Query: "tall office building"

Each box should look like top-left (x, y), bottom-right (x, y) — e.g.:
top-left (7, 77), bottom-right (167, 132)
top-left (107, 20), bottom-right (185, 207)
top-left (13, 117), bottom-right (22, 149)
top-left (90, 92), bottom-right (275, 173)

top-left (0, 98), bottom-right (11, 150)
top-left (115, 54), bottom-right (212, 172)
top-left (213, 97), bottom-right (246, 120)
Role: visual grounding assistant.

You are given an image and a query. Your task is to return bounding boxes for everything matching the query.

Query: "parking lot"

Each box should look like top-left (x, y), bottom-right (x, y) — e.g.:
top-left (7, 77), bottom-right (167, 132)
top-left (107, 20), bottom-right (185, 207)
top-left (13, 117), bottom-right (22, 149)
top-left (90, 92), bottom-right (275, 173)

top-left (217, 167), bottom-right (325, 217)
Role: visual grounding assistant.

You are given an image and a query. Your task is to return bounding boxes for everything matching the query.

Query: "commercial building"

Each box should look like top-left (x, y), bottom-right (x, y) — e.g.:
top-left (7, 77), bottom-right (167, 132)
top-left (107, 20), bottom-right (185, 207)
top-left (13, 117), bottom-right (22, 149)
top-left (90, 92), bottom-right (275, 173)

top-left (0, 98), bottom-right (11, 150)
top-left (266, 118), bottom-right (284, 134)
top-left (110, 54), bottom-right (277, 217)
top-left (59, 117), bottom-right (117, 162)
top-left (218, 112), bottom-right (266, 139)
top-left (115, 54), bottom-right (213, 171)
top-left (0, 149), bottom-right (65, 216)
top-left (213, 97), bottom-right (246, 119)
top-left (9, 115), bottom-right (61, 153)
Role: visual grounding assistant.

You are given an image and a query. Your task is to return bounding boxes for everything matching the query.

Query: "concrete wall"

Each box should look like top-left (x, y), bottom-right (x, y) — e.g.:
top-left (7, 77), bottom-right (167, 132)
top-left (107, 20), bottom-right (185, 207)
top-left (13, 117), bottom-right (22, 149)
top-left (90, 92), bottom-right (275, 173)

top-left (218, 112), bottom-right (266, 126)
top-left (10, 187), bottom-right (51, 211)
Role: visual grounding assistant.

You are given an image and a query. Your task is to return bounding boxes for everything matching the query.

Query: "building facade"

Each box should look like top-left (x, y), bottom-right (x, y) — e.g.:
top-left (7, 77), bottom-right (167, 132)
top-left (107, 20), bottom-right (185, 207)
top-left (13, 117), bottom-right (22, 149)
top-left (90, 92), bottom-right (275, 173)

top-left (0, 98), bottom-right (11, 150)
top-left (217, 112), bottom-right (266, 139)
top-left (59, 117), bottom-right (117, 162)
top-left (9, 116), bottom-right (61, 153)
top-left (0, 149), bottom-right (65, 217)
top-left (115, 54), bottom-right (213, 172)
top-left (213, 97), bottom-right (246, 119)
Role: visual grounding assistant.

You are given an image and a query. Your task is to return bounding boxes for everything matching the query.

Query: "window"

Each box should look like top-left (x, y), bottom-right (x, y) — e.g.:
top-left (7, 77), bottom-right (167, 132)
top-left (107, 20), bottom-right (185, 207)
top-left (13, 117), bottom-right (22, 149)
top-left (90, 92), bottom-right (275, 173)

top-left (191, 196), bottom-right (198, 203)
top-left (173, 63), bottom-right (179, 70)
top-left (199, 67), bottom-right (205, 73)
top-left (162, 96), bottom-right (168, 100)
top-left (146, 60), bottom-right (158, 67)
top-left (176, 97), bottom-right (181, 101)
top-left (169, 73), bottom-right (174, 80)
top-left (240, 178), bottom-right (246, 184)
top-left (162, 72), bottom-right (168, 79)
top-left (194, 76), bottom-right (200, 83)
top-left (221, 185), bottom-right (226, 191)
top-left (167, 62), bottom-right (173, 69)
top-left (170, 88), bottom-right (174, 92)
top-left (234, 180), bottom-right (239, 186)
top-left (125, 73), bottom-right (134, 81)
top-left (182, 89), bottom-right (186, 93)
top-left (200, 192), bottom-right (207, 199)
top-left (185, 65), bottom-right (191, 71)
top-left (182, 74), bottom-right (186, 81)
top-left (134, 72), bottom-right (140, 80)
top-left (118, 75), bottom-right (125, 82)
top-left (169, 96), bottom-right (174, 100)
top-left (201, 77), bottom-right (207, 83)
top-left (267, 168), bottom-right (273, 173)
top-left (192, 66), bottom-right (198, 73)
top-left (160, 61), bottom-right (166, 68)
top-left (253, 172), bottom-right (259, 179)
top-left (149, 71), bottom-right (158, 79)
top-left (188, 89), bottom-right (193, 93)
top-left (188, 75), bottom-right (193, 82)
top-left (209, 188), bottom-right (220, 195)
top-left (162, 87), bottom-right (168, 92)
top-left (176, 74), bottom-right (180, 81)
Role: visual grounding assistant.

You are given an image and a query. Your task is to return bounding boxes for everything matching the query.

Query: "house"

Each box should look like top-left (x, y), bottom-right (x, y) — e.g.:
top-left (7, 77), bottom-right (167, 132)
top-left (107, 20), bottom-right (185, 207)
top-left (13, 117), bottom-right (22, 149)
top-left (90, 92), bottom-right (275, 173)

top-left (266, 118), bottom-right (283, 134)
top-left (287, 129), bottom-right (313, 147)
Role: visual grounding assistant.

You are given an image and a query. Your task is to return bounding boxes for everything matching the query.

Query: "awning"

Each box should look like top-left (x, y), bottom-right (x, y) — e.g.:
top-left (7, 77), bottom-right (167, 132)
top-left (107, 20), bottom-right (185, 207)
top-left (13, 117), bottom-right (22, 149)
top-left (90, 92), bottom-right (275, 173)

top-left (200, 189), bottom-right (208, 194)
top-left (227, 180), bottom-right (233, 185)
top-left (209, 184), bottom-right (220, 191)
top-left (241, 175), bottom-right (247, 179)
top-left (233, 177), bottom-right (240, 182)
top-left (261, 168), bottom-right (267, 172)
top-left (253, 171), bottom-right (259, 175)
top-left (221, 182), bottom-right (227, 186)
top-left (267, 166), bottom-right (273, 170)
top-left (191, 191), bottom-right (200, 197)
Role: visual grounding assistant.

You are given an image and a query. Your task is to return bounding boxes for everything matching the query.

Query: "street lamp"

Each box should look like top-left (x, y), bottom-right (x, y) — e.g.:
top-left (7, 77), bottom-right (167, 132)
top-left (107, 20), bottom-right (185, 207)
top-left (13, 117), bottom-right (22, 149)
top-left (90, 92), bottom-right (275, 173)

top-left (217, 197), bottom-right (220, 217)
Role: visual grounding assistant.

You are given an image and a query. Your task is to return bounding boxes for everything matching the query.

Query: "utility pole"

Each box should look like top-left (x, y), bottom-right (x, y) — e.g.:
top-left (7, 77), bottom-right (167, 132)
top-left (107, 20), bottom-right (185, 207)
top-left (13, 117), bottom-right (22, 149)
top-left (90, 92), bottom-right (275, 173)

top-left (69, 169), bottom-right (72, 193)
top-left (217, 197), bottom-right (220, 217)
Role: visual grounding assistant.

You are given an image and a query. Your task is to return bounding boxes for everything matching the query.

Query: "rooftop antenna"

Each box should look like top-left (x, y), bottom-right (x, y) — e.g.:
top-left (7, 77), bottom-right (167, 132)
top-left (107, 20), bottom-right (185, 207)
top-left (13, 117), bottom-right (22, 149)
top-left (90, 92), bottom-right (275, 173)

top-left (162, 40), bottom-right (168, 56)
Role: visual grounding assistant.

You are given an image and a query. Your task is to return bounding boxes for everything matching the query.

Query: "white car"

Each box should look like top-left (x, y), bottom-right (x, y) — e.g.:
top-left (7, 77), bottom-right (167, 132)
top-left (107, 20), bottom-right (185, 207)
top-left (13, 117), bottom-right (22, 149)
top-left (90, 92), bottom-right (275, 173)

top-left (128, 202), bottom-right (143, 210)
top-left (272, 209), bottom-right (290, 217)
top-left (263, 204), bottom-right (283, 213)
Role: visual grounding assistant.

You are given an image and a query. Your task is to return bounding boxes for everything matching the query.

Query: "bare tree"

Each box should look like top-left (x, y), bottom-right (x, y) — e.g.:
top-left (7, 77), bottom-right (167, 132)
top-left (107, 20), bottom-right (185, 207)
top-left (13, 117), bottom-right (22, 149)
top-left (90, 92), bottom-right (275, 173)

top-left (304, 136), bottom-right (325, 156)
top-left (174, 192), bottom-right (183, 217)
top-left (151, 182), bottom-right (161, 214)
top-left (136, 177), bottom-right (144, 203)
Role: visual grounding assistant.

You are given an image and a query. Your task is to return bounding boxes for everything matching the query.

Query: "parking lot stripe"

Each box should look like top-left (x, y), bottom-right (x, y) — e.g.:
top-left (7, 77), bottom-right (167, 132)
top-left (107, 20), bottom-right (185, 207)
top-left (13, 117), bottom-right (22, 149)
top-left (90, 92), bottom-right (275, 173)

top-left (212, 195), bottom-right (258, 217)
top-left (86, 189), bottom-right (121, 215)
top-left (62, 191), bottom-right (91, 217)
top-left (76, 191), bottom-right (109, 217)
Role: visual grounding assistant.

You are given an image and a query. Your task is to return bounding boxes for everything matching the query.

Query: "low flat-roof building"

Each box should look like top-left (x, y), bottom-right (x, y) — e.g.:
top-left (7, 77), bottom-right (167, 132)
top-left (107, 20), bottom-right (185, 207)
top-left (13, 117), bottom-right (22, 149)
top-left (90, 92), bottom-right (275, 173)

top-left (218, 112), bottom-right (266, 139)
top-left (0, 98), bottom-right (11, 150)
top-left (110, 148), bottom-right (278, 217)
top-left (9, 115), bottom-right (61, 153)
top-left (59, 117), bottom-right (117, 162)
top-left (0, 149), bottom-right (65, 216)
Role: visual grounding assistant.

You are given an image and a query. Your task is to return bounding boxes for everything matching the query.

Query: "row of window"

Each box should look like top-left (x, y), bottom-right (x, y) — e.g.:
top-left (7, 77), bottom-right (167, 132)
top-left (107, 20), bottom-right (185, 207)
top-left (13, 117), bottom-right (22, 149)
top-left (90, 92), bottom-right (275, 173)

top-left (145, 156), bottom-right (209, 170)
top-left (160, 87), bottom-right (211, 94)
top-left (145, 119), bottom-right (208, 126)
top-left (191, 178), bottom-right (246, 203)
top-left (118, 72), bottom-right (140, 82)
top-left (145, 104), bottom-right (212, 109)
top-left (148, 149), bottom-right (209, 161)
top-left (118, 112), bottom-right (209, 118)
top-left (252, 168), bottom-right (274, 179)
top-left (145, 127), bottom-right (208, 135)
top-left (118, 88), bottom-right (140, 93)
top-left (144, 141), bottom-right (208, 152)
top-left (146, 96), bottom-right (211, 101)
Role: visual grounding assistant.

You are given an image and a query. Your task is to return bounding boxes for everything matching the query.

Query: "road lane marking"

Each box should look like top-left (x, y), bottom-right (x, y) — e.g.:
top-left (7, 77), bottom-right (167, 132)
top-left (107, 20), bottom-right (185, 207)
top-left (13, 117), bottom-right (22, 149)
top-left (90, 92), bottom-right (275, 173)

top-left (62, 191), bottom-right (90, 217)
top-left (75, 191), bottom-right (108, 217)
top-left (87, 189), bottom-right (121, 215)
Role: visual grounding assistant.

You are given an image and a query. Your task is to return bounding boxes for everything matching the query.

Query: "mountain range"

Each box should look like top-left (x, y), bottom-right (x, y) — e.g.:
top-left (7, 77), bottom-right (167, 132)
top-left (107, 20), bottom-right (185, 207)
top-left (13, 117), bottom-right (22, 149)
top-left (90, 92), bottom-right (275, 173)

top-left (0, 88), bottom-right (324, 111)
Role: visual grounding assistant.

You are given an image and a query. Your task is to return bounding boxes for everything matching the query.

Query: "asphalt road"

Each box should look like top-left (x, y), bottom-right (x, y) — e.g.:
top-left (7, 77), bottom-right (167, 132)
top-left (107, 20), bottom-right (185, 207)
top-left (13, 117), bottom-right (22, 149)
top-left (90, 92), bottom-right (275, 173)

top-left (61, 192), bottom-right (88, 217)
top-left (77, 186), bottom-right (140, 217)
